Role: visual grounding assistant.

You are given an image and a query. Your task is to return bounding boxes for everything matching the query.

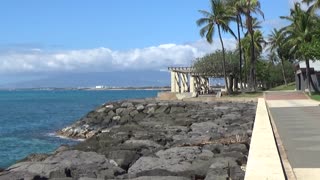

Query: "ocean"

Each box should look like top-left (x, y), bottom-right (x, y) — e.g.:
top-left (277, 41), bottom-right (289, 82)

top-left (0, 89), bottom-right (159, 168)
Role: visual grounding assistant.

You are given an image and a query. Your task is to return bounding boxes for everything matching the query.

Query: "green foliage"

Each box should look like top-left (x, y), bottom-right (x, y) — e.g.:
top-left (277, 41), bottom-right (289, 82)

top-left (299, 36), bottom-right (320, 60)
top-left (196, 0), bottom-right (236, 44)
top-left (193, 50), bottom-right (239, 77)
top-left (255, 59), bottom-right (295, 89)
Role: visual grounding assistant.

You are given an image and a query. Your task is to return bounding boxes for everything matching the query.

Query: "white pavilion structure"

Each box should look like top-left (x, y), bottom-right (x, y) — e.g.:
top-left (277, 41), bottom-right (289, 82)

top-left (168, 67), bottom-right (210, 94)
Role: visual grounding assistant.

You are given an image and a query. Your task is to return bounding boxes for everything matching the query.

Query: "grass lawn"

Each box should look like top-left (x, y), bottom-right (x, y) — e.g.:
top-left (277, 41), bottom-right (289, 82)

top-left (310, 93), bottom-right (320, 101)
top-left (269, 82), bottom-right (296, 91)
top-left (226, 91), bottom-right (263, 98)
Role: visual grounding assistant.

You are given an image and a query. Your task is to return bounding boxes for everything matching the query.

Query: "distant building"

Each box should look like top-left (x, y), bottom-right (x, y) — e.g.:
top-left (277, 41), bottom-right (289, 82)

top-left (295, 61), bottom-right (320, 91)
top-left (95, 85), bottom-right (105, 89)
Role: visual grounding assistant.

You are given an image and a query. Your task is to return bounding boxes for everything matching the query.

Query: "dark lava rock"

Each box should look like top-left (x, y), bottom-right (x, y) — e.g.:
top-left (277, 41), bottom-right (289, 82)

top-left (1, 150), bottom-right (125, 179)
top-left (2, 99), bottom-right (257, 180)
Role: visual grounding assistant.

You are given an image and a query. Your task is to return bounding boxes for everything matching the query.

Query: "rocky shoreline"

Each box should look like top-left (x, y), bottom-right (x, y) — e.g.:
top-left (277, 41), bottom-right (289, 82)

top-left (0, 98), bottom-right (257, 180)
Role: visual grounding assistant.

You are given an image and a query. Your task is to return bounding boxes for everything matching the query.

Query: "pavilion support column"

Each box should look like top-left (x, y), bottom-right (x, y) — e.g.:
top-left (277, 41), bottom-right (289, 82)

top-left (171, 71), bottom-right (176, 93)
top-left (190, 76), bottom-right (195, 93)
top-left (177, 73), bottom-right (181, 93)
top-left (196, 76), bottom-right (201, 94)
top-left (181, 73), bottom-right (187, 93)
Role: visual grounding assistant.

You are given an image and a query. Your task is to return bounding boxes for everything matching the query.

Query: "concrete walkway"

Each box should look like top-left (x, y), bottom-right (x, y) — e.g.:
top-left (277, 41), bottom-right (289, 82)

top-left (265, 91), bottom-right (320, 180)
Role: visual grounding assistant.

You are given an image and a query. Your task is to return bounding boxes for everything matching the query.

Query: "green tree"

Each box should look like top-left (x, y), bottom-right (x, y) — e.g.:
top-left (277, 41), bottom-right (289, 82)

top-left (267, 28), bottom-right (288, 86)
top-left (241, 29), bottom-right (266, 86)
top-left (227, 0), bottom-right (246, 90)
top-left (302, 0), bottom-right (320, 11)
top-left (193, 50), bottom-right (239, 91)
top-left (281, 3), bottom-right (320, 94)
top-left (240, 0), bottom-right (264, 91)
top-left (196, 0), bottom-right (236, 94)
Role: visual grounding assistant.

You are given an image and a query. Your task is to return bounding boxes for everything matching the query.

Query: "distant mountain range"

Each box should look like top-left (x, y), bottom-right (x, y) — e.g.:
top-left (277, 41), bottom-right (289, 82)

top-left (0, 71), bottom-right (170, 88)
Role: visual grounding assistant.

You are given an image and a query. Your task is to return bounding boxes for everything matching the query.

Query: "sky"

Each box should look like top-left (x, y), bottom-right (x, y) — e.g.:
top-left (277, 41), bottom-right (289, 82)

top-left (0, 0), bottom-right (303, 87)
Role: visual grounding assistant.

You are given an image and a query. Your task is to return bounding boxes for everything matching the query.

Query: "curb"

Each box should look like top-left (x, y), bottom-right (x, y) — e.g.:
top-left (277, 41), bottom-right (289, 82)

top-left (245, 98), bottom-right (285, 180)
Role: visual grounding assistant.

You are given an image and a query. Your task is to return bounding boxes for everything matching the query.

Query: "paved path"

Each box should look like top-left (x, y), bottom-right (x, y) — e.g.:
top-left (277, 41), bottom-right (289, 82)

top-left (265, 91), bottom-right (320, 179)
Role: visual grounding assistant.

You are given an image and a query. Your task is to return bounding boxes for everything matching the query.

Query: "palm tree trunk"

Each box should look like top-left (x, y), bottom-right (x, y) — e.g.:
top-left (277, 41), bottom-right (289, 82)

top-left (237, 15), bottom-right (243, 91)
top-left (243, 50), bottom-right (247, 88)
top-left (280, 57), bottom-right (288, 86)
top-left (218, 25), bottom-right (230, 94)
top-left (305, 58), bottom-right (312, 96)
top-left (249, 30), bottom-right (256, 92)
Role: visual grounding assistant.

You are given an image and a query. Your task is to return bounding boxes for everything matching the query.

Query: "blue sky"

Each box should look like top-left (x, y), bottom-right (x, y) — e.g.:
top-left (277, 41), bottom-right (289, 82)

top-left (0, 0), bottom-right (292, 50)
top-left (0, 0), bottom-right (300, 86)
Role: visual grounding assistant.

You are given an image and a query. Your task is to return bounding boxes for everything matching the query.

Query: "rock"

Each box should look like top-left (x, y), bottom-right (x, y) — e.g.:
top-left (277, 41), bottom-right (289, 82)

top-left (130, 176), bottom-right (190, 180)
top-left (0, 171), bottom-right (38, 180)
top-left (12, 100), bottom-right (256, 179)
top-left (146, 107), bottom-right (155, 114)
top-left (120, 115), bottom-right (132, 125)
top-left (112, 116), bottom-right (121, 121)
top-left (18, 153), bottom-right (49, 162)
top-left (205, 165), bottom-right (245, 180)
top-left (54, 145), bottom-right (70, 154)
top-left (123, 139), bottom-right (162, 149)
top-left (133, 113), bottom-right (147, 121)
top-left (130, 110), bottom-right (139, 117)
top-left (121, 102), bottom-right (134, 108)
top-left (214, 106), bottom-right (230, 110)
top-left (4, 150), bottom-right (125, 179)
top-left (170, 106), bottom-right (185, 114)
top-left (223, 144), bottom-right (248, 154)
top-left (96, 107), bottom-right (106, 113)
top-left (136, 104), bottom-right (145, 111)
top-left (108, 110), bottom-right (116, 117)
top-left (190, 121), bottom-right (219, 135)
top-left (116, 108), bottom-right (126, 115)
top-left (155, 106), bottom-right (169, 114)
top-left (108, 150), bottom-right (140, 170)
top-left (105, 104), bottom-right (114, 109)
top-left (128, 147), bottom-right (214, 177)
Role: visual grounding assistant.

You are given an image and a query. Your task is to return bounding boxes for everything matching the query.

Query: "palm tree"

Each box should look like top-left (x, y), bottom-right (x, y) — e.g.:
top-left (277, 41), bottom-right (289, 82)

top-left (267, 28), bottom-right (288, 86)
top-left (226, 0), bottom-right (246, 91)
top-left (241, 0), bottom-right (264, 91)
top-left (302, 0), bottom-right (320, 11)
top-left (281, 3), bottom-right (319, 94)
top-left (241, 30), bottom-right (266, 86)
top-left (196, 0), bottom-right (237, 94)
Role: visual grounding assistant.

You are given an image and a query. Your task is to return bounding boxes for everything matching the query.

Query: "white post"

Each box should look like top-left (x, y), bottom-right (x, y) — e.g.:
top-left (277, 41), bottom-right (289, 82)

top-left (177, 73), bottom-right (182, 93)
top-left (171, 71), bottom-right (175, 92)
top-left (181, 73), bottom-right (187, 93)
top-left (190, 76), bottom-right (195, 93)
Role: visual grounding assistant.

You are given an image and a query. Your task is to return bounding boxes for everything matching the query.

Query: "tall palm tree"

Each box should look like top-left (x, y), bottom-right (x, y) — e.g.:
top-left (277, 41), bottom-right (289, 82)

top-left (241, 30), bottom-right (266, 86)
top-left (281, 3), bottom-right (319, 94)
top-left (196, 0), bottom-right (237, 94)
top-left (267, 28), bottom-right (288, 86)
top-left (241, 0), bottom-right (264, 91)
top-left (226, 0), bottom-right (246, 91)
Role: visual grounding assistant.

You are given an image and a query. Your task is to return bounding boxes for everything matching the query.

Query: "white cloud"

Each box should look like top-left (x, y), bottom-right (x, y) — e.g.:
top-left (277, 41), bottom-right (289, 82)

top-left (0, 38), bottom-right (236, 74)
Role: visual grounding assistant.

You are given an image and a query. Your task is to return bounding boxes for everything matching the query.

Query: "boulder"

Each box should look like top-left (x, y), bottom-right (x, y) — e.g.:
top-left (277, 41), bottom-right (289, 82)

top-left (169, 107), bottom-right (185, 114)
top-left (128, 147), bottom-right (214, 177)
top-left (136, 104), bottom-right (145, 112)
top-left (129, 176), bottom-right (190, 180)
top-left (108, 150), bottom-right (140, 170)
top-left (121, 102), bottom-right (134, 108)
top-left (4, 150), bottom-right (125, 179)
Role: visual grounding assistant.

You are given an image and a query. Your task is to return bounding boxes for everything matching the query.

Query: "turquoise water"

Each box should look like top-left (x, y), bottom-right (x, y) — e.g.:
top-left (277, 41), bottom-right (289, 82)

top-left (0, 90), bottom-right (159, 168)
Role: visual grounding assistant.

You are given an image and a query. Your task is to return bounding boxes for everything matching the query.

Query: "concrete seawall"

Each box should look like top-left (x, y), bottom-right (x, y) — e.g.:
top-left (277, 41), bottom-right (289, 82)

top-left (245, 98), bottom-right (285, 180)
